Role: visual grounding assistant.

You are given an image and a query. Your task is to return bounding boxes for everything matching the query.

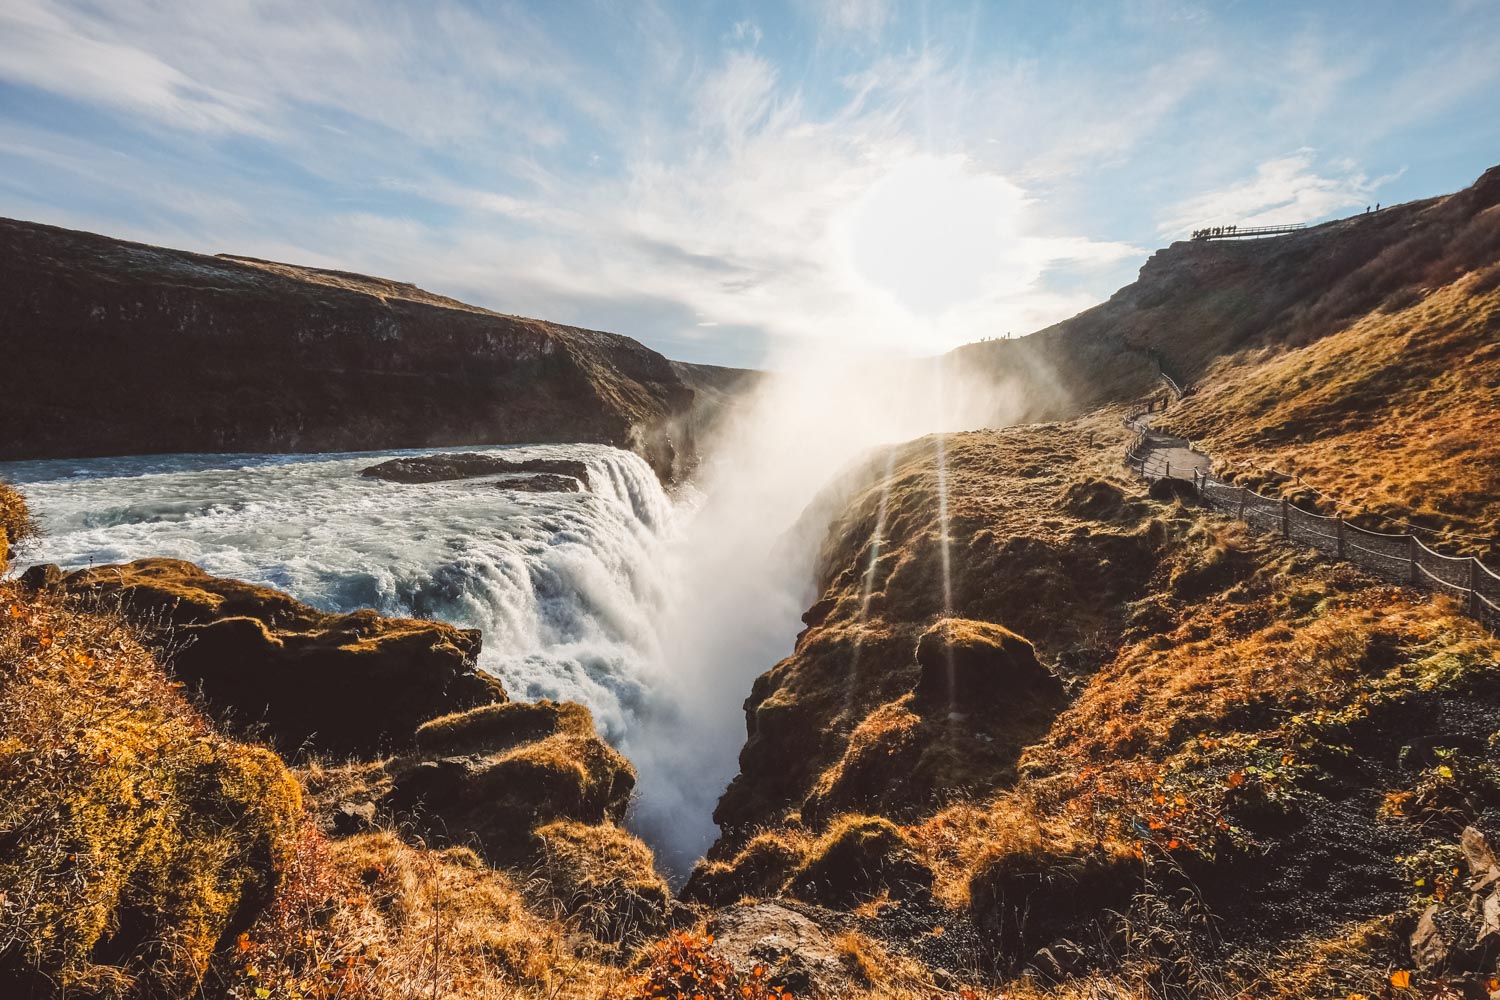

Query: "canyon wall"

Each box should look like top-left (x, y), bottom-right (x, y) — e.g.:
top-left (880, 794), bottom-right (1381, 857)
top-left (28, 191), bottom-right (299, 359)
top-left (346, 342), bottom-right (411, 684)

top-left (0, 218), bottom-right (702, 479)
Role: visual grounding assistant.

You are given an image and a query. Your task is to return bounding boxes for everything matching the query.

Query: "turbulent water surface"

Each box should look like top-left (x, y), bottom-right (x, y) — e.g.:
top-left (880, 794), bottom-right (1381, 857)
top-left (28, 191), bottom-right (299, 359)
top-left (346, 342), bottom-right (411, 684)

top-left (0, 444), bottom-right (677, 750)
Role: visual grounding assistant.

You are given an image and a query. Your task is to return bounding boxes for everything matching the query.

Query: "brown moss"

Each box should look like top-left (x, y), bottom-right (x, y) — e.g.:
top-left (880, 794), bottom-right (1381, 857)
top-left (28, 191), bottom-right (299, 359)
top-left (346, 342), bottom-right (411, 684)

top-left (416, 698), bottom-right (587, 755)
top-left (55, 558), bottom-right (506, 754)
top-left (683, 831), bottom-right (806, 906)
top-left (530, 821), bottom-right (677, 952)
top-left (0, 479), bottom-right (37, 568)
top-left (392, 700), bottom-right (637, 862)
top-left (0, 581), bottom-right (302, 998)
top-left (788, 815), bottom-right (932, 907)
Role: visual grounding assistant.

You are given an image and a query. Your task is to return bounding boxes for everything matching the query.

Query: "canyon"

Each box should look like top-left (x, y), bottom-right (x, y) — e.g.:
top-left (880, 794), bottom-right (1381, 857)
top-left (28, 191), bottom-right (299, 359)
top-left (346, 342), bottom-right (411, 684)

top-left (2, 163), bottom-right (1499, 999)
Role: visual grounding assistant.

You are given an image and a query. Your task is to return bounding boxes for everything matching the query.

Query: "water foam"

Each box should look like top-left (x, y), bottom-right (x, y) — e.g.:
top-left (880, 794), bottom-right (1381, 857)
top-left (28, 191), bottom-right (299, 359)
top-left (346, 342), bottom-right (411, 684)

top-left (1, 443), bottom-right (673, 747)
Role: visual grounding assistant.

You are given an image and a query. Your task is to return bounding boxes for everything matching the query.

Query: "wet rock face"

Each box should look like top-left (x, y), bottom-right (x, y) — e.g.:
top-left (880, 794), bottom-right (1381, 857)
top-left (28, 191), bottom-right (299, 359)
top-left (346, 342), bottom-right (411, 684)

top-left (49, 558), bottom-right (505, 755)
top-left (492, 473), bottom-right (583, 493)
top-left (0, 217), bottom-right (698, 479)
top-left (360, 453), bottom-right (591, 487)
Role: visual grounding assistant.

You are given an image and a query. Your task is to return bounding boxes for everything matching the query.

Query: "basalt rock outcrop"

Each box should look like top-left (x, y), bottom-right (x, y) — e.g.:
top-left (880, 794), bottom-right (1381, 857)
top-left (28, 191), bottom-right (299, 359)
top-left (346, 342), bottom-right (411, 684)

top-left (390, 700), bottom-right (635, 861)
top-left (492, 473), bottom-right (584, 493)
top-left (361, 452), bottom-right (591, 487)
top-left (0, 218), bottom-right (702, 479)
top-left (46, 558), bottom-right (505, 755)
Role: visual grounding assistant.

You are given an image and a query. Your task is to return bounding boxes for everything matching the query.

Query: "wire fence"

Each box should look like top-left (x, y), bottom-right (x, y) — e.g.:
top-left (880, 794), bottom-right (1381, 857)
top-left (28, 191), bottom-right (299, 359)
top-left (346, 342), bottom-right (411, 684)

top-left (1120, 392), bottom-right (1499, 635)
top-left (1194, 470), bottom-right (1500, 634)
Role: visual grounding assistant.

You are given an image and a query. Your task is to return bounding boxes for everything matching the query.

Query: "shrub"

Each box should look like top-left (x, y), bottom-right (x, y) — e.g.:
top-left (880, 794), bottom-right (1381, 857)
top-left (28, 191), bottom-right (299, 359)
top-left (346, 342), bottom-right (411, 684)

top-left (530, 820), bottom-right (675, 951)
top-left (626, 932), bottom-right (793, 1000)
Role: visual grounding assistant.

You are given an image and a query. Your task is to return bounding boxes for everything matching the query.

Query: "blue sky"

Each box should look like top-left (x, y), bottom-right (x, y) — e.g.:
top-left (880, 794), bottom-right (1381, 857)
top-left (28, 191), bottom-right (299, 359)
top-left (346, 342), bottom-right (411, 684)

top-left (2, 0), bottom-right (1498, 367)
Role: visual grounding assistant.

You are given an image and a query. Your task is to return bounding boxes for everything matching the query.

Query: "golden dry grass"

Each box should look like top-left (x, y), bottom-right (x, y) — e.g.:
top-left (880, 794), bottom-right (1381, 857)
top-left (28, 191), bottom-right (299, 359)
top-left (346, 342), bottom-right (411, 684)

top-left (0, 479), bottom-right (37, 566)
top-left (0, 581), bottom-right (302, 998)
top-left (1162, 267), bottom-right (1500, 556)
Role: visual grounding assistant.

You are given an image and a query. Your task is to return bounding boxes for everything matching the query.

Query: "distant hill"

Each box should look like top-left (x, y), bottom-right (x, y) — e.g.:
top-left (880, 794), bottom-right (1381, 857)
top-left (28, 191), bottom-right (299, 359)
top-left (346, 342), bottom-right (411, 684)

top-left (951, 164), bottom-right (1500, 426)
top-left (0, 219), bottom-right (710, 479)
top-left (950, 164), bottom-right (1500, 542)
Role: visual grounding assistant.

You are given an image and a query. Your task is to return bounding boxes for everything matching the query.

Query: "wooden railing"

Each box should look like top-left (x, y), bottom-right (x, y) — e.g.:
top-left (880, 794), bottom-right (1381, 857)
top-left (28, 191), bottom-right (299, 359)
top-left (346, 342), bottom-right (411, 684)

top-left (1119, 388), bottom-right (1498, 634)
top-left (1194, 470), bottom-right (1500, 634)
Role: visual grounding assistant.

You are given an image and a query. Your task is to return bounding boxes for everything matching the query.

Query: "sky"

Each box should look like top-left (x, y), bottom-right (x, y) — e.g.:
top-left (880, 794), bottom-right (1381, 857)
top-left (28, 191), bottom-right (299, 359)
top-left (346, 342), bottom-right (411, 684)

top-left (1, 1), bottom-right (1498, 368)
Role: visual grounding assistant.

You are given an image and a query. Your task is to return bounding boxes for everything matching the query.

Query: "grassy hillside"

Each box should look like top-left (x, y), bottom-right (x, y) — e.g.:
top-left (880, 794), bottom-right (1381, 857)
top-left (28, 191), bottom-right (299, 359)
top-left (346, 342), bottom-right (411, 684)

top-left (699, 416), bottom-right (1500, 995)
top-left (1160, 260), bottom-right (1500, 557)
top-left (947, 165), bottom-right (1500, 434)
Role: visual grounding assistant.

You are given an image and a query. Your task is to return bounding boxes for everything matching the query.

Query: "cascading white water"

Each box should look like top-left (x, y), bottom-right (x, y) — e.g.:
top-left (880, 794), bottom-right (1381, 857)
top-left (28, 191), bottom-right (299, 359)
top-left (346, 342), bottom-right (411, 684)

top-left (2, 352), bottom-right (1023, 886)
top-left (0, 443), bottom-right (674, 747)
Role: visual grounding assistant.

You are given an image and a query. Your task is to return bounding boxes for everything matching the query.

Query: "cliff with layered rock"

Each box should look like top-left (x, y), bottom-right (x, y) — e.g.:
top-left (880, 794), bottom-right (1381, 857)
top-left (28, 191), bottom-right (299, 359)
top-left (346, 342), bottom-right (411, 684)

top-left (0, 218), bottom-right (705, 479)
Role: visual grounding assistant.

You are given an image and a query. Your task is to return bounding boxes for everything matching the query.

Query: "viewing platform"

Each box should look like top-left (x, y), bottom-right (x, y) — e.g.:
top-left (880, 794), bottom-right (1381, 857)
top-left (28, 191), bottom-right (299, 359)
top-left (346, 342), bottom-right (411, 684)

top-left (1191, 223), bottom-right (1306, 241)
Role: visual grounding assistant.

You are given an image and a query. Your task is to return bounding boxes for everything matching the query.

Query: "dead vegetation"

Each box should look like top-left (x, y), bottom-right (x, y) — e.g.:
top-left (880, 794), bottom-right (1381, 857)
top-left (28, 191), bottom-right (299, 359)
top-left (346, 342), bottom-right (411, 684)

top-left (0, 580), bottom-right (302, 998)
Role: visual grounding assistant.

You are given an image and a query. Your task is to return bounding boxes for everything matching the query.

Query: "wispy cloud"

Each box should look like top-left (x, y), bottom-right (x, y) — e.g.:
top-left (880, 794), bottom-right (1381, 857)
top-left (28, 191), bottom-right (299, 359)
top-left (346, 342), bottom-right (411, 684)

top-left (810, 0), bottom-right (892, 38)
top-left (1157, 152), bottom-right (1391, 237)
top-left (0, 1), bottom-right (1496, 366)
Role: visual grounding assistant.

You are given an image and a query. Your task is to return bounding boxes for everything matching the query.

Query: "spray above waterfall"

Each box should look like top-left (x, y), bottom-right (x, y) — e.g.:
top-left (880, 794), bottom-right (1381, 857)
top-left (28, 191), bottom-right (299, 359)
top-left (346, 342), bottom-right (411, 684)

top-left (3, 350), bottom-right (1030, 884)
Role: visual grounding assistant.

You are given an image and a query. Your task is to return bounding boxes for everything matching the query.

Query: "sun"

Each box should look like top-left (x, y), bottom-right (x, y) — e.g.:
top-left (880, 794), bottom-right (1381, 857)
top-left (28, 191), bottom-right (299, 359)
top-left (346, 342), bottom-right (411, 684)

top-left (844, 154), bottom-right (1034, 318)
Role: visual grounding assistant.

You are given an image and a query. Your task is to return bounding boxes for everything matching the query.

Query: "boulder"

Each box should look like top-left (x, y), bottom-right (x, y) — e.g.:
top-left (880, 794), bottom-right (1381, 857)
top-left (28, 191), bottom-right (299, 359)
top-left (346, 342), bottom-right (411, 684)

top-left (57, 559), bottom-right (505, 755)
top-left (361, 453), bottom-right (591, 487)
top-left (708, 902), bottom-right (850, 995)
top-left (913, 618), bottom-right (1065, 713)
top-left (332, 800), bottom-right (377, 836)
top-left (1411, 826), bottom-right (1500, 974)
top-left (390, 700), bottom-right (635, 861)
top-left (18, 562), bottom-right (64, 592)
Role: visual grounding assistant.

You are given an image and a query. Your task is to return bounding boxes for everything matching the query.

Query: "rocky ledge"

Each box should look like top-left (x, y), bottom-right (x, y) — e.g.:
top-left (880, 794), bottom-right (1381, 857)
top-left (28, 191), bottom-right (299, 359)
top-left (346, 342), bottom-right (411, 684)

top-left (26, 558), bottom-right (505, 755)
top-left (361, 452), bottom-right (591, 487)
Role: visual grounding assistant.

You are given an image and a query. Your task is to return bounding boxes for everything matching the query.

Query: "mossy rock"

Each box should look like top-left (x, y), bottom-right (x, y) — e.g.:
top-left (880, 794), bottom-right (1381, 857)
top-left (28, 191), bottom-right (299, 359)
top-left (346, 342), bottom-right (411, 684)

top-left (788, 816), bottom-right (932, 907)
top-left (58, 559), bottom-right (506, 755)
top-left (913, 618), bottom-right (1066, 713)
top-left (0, 716), bottom-right (302, 998)
top-left (683, 832), bottom-right (803, 906)
top-left (416, 699), bottom-right (584, 756)
top-left (531, 821), bottom-right (679, 950)
top-left (391, 701), bottom-right (635, 860)
top-left (1058, 477), bottom-right (1136, 520)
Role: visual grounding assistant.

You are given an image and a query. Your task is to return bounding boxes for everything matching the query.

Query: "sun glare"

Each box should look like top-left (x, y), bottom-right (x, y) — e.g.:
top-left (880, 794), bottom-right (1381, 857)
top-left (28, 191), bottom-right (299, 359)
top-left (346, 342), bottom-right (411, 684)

top-left (845, 154), bottom-right (1031, 318)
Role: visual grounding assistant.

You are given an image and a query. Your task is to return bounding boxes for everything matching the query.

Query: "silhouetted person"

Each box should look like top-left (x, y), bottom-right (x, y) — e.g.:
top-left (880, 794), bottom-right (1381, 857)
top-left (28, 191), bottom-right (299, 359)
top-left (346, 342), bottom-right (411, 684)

top-left (1376, 202), bottom-right (1380, 211)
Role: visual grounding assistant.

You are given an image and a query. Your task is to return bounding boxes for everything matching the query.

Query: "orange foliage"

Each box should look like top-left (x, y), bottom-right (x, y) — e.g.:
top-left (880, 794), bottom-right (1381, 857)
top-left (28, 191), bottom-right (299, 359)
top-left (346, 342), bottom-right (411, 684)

top-left (626, 933), bottom-right (793, 1000)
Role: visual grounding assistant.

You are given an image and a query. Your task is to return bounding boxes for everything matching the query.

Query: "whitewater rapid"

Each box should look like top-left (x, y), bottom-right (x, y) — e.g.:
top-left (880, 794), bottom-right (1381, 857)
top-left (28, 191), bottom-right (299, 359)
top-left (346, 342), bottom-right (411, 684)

top-left (0, 444), bottom-right (676, 749)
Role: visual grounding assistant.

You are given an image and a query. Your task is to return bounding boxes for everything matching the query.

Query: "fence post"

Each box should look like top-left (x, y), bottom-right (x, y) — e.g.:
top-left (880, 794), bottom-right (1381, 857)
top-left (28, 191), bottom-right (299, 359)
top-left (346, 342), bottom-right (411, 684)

top-left (1238, 488), bottom-right (1247, 520)
top-left (1165, 459), bottom-right (1171, 479)
top-left (1281, 498), bottom-right (1290, 537)
top-left (1470, 558), bottom-right (1481, 616)
top-left (1408, 535), bottom-right (1419, 584)
top-left (1336, 516), bottom-right (1345, 559)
